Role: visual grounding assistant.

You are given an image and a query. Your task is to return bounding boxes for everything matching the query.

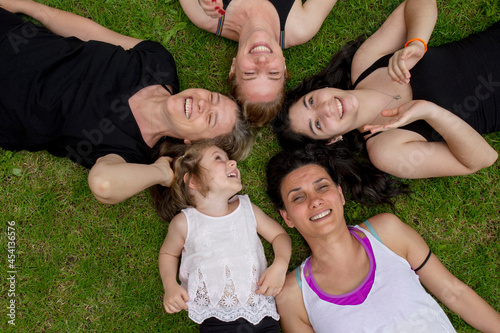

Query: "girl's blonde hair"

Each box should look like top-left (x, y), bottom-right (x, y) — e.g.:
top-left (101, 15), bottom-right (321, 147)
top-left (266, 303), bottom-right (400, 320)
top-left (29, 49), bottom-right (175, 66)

top-left (151, 140), bottom-right (226, 223)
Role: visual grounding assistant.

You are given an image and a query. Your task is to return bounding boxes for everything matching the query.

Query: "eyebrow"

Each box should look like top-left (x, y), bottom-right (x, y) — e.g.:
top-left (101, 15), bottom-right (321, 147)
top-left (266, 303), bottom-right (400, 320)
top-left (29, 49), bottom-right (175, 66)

top-left (286, 178), bottom-right (327, 196)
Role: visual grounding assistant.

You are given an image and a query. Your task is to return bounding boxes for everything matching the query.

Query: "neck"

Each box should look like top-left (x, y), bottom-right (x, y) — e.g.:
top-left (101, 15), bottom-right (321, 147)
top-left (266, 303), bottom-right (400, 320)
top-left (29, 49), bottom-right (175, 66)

top-left (351, 89), bottom-right (400, 132)
top-left (129, 85), bottom-right (174, 147)
top-left (193, 191), bottom-right (238, 217)
top-left (307, 225), bottom-right (361, 267)
top-left (225, 0), bottom-right (280, 41)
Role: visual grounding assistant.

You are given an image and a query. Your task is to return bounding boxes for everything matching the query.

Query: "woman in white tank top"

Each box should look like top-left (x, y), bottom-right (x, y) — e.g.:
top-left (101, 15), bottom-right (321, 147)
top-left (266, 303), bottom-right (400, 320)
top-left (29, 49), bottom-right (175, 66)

top-left (266, 146), bottom-right (500, 333)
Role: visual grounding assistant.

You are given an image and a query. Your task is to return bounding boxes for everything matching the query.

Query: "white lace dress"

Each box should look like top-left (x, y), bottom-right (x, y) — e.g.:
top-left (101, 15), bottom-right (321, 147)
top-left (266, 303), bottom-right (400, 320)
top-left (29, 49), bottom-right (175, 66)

top-left (178, 195), bottom-right (279, 325)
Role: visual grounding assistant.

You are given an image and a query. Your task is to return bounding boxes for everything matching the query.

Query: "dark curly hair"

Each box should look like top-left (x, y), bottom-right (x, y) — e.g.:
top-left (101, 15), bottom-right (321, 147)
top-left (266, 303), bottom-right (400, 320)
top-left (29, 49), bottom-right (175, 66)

top-left (266, 144), bottom-right (409, 212)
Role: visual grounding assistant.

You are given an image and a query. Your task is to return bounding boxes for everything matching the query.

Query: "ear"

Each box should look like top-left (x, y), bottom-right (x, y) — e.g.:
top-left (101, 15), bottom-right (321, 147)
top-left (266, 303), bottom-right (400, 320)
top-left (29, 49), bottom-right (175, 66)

top-left (279, 209), bottom-right (295, 229)
top-left (184, 173), bottom-right (198, 190)
top-left (337, 185), bottom-right (346, 205)
top-left (229, 57), bottom-right (236, 77)
top-left (183, 139), bottom-right (192, 145)
top-left (326, 136), bottom-right (343, 145)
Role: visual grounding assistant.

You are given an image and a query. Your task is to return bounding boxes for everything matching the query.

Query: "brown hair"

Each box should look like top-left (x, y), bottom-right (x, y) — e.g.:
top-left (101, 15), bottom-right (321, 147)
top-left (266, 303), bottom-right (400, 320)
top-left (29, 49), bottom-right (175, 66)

top-left (151, 140), bottom-right (220, 223)
top-left (228, 74), bottom-right (286, 129)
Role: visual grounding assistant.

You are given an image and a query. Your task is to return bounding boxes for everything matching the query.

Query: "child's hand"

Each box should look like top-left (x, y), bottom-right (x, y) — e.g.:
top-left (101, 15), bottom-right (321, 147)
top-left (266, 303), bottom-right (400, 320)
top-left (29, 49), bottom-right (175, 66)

top-left (163, 284), bottom-right (189, 313)
top-left (255, 263), bottom-right (287, 297)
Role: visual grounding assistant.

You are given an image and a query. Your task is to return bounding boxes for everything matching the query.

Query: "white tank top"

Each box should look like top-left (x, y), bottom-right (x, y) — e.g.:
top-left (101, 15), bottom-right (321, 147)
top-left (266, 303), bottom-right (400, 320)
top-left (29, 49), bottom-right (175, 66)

top-left (300, 224), bottom-right (456, 333)
top-left (179, 194), bottom-right (279, 324)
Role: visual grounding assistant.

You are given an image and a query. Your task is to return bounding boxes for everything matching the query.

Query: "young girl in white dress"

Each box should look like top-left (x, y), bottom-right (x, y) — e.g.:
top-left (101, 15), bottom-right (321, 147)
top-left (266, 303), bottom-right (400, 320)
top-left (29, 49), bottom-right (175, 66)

top-left (158, 141), bottom-right (291, 332)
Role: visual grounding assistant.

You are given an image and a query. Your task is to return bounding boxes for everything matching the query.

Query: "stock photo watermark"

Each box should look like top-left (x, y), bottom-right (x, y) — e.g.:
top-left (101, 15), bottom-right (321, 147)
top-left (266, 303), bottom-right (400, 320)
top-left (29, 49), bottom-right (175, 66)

top-left (6, 221), bottom-right (17, 326)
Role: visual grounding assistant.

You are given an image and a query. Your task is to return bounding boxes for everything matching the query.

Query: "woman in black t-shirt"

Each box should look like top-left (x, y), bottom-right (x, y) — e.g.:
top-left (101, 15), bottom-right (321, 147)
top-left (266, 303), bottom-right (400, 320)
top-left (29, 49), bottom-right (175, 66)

top-left (0, 0), bottom-right (252, 204)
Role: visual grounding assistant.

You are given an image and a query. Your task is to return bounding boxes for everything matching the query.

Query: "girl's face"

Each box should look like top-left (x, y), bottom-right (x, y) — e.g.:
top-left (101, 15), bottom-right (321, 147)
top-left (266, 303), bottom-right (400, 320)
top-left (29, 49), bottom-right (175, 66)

top-left (164, 89), bottom-right (238, 141)
top-left (279, 164), bottom-right (345, 239)
top-left (288, 88), bottom-right (359, 140)
top-left (198, 146), bottom-right (242, 196)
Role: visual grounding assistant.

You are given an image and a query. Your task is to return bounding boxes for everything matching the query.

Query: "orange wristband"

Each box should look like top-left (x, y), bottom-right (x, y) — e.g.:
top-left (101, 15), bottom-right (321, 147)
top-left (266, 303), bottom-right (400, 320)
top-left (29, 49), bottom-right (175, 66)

top-left (405, 38), bottom-right (427, 52)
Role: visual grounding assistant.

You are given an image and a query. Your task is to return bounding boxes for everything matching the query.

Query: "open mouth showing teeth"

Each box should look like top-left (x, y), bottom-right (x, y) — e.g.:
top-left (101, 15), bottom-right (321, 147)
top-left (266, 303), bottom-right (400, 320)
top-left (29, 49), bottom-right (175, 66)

top-left (227, 171), bottom-right (239, 178)
top-left (310, 210), bottom-right (332, 221)
top-left (250, 45), bottom-right (272, 54)
top-left (184, 97), bottom-right (192, 119)
top-left (335, 98), bottom-right (344, 118)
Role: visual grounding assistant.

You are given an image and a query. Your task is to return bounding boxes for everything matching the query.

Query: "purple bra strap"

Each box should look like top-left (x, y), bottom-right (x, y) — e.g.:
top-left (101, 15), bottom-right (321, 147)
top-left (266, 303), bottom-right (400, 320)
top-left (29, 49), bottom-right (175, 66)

top-left (304, 227), bottom-right (377, 305)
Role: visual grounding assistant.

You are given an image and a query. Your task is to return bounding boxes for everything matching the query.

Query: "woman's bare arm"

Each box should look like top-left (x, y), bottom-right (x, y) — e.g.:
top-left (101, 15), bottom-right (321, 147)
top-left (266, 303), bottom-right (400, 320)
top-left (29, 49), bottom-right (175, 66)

top-left (1, 0), bottom-right (142, 49)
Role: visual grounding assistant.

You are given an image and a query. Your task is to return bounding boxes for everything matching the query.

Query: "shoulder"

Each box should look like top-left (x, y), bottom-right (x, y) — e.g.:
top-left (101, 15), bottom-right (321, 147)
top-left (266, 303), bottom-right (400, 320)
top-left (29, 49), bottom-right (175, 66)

top-left (276, 269), bottom-right (312, 331)
top-left (168, 211), bottom-right (188, 237)
top-left (359, 213), bottom-right (408, 248)
top-left (360, 213), bottom-right (427, 262)
top-left (277, 269), bottom-right (302, 304)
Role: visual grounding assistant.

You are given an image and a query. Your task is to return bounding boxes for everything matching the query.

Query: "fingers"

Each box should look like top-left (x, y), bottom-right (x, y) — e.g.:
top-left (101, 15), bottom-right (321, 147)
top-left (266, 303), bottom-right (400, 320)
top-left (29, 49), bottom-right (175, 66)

top-left (154, 156), bottom-right (174, 187)
top-left (255, 274), bottom-right (283, 296)
top-left (163, 292), bottom-right (189, 313)
top-left (198, 0), bottom-right (225, 18)
top-left (388, 50), bottom-right (411, 84)
top-left (255, 284), bottom-right (283, 297)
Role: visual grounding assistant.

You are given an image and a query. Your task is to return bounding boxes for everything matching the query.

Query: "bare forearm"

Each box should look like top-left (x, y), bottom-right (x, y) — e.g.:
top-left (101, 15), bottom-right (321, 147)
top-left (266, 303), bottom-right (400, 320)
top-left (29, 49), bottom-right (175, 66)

top-left (403, 0), bottom-right (437, 43)
top-left (159, 253), bottom-right (181, 290)
top-left (11, 0), bottom-right (140, 47)
top-left (270, 233), bottom-right (292, 268)
top-left (425, 104), bottom-right (498, 172)
top-left (89, 161), bottom-right (168, 204)
top-left (444, 284), bottom-right (500, 332)
top-left (11, 0), bottom-right (99, 39)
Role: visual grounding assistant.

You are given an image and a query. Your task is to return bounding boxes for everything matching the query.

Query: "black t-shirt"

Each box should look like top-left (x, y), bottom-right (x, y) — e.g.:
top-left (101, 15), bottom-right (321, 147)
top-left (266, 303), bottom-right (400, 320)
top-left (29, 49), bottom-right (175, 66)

top-left (0, 16), bottom-right (179, 168)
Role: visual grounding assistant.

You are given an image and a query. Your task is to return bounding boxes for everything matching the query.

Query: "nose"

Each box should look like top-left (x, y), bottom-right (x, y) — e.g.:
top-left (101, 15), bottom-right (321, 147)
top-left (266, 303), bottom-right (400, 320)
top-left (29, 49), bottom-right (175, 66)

top-left (308, 192), bottom-right (323, 209)
top-left (198, 98), bottom-right (208, 114)
top-left (255, 55), bottom-right (268, 64)
top-left (227, 160), bottom-right (237, 168)
top-left (319, 101), bottom-right (332, 118)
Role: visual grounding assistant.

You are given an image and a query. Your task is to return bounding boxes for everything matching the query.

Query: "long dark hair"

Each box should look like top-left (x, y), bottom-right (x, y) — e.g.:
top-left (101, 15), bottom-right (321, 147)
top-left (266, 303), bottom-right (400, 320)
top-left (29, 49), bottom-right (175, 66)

top-left (266, 144), bottom-right (409, 211)
top-left (269, 37), bottom-right (408, 202)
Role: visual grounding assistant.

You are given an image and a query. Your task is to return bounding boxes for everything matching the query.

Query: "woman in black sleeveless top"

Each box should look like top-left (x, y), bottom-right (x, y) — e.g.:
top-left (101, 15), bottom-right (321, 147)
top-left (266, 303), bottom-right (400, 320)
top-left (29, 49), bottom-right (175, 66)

top-left (274, 0), bottom-right (499, 179)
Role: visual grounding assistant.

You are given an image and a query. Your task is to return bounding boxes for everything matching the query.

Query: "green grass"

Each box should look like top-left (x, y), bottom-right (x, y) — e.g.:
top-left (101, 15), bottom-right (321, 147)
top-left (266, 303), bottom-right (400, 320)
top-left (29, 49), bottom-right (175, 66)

top-left (1, 0), bottom-right (499, 332)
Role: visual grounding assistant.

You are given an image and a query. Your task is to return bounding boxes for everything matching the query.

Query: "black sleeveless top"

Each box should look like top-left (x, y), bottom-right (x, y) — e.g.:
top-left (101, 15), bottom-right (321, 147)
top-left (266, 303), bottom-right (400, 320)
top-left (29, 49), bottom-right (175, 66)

top-left (354, 21), bottom-right (500, 142)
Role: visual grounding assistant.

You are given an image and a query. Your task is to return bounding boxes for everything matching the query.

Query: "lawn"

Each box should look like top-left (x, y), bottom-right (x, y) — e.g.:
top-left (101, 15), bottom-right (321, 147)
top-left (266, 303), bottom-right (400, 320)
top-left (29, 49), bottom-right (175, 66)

top-left (1, 0), bottom-right (499, 332)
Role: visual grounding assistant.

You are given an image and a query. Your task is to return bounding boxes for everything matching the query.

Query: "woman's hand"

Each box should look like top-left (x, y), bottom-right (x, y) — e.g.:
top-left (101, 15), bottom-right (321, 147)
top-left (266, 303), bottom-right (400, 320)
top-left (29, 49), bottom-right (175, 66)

top-left (363, 100), bottom-right (433, 133)
top-left (388, 42), bottom-right (426, 84)
top-left (163, 283), bottom-right (189, 313)
top-left (152, 156), bottom-right (174, 187)
top-left (198, 0), bottom-right (225, 18)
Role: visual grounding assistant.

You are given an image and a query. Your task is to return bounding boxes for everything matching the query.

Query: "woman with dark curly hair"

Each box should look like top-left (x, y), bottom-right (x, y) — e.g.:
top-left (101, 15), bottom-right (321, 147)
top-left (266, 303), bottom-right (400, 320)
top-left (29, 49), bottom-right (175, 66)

top-left (274, 0), bottom-right (499, 179)
top-left (265, 146), bottom-right (500, 332)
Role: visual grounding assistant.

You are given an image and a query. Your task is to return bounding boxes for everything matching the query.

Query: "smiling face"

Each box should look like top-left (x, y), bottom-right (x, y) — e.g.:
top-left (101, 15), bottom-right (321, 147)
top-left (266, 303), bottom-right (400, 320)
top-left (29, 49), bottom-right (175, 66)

top-left (197, 146), bottom-right (242, 197)
top-left (165, 89), bottom-right (238, 141)
top-left (279, 164), bottom-right (346, 239)
top-left (288, 88), bottom-right (359, 140)
top-left (230, 30), bottom-right (286, 103)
